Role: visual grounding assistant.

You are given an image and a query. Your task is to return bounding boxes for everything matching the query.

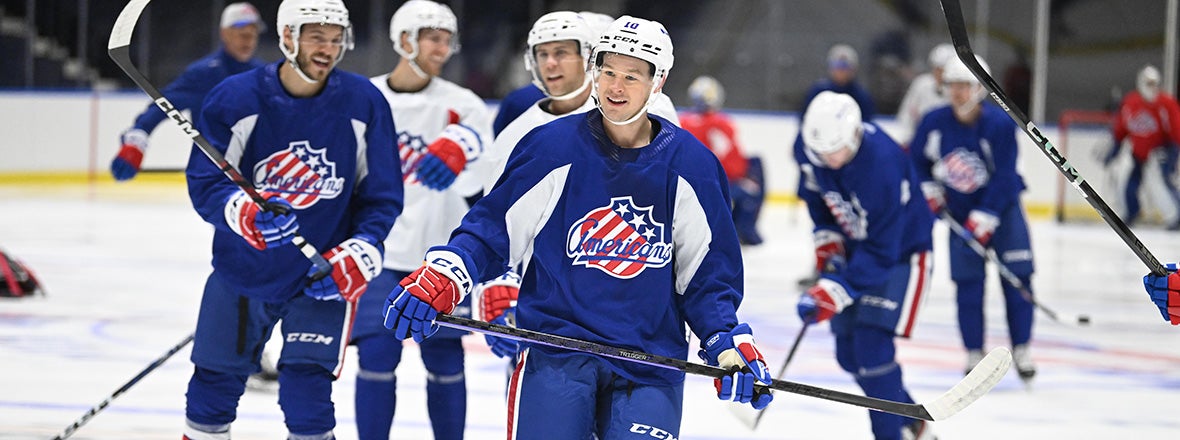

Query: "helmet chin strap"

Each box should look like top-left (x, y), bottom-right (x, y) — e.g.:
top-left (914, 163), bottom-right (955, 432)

top-left (593, 79), bottom-right (657, 126)
top-left (548, 75), bottom-right (591, 102)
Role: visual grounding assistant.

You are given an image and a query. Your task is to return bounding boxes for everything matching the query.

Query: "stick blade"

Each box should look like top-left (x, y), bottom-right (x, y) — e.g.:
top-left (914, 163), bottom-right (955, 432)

top-left (108, 0), bottom-right (152, 50)
top-left (922, 347), bottom-right (1011, 421)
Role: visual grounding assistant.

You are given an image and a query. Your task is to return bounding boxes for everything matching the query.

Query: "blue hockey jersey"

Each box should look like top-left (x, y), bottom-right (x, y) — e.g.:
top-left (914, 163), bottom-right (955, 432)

top-left (795, 122), bottom-right (933, 294)
top-left (910, 104), bottom-right (1026, 221)
top-left (451, 111), bottom-right (743, 386)
top-left (186, 62), bottom-right (403, 302)
top-left (132, 48), bottom-right (264, 134)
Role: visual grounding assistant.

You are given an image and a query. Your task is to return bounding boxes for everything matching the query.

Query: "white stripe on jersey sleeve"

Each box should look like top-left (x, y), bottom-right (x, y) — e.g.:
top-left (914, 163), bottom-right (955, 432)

top-left (224, 114), bottom-right (259, 170)
top-left (352, 119), bottom-right (369, 183)
top-left (672, 175), bottom-right (712, 295)
top-left (504, 164), bottom-right (570, 274)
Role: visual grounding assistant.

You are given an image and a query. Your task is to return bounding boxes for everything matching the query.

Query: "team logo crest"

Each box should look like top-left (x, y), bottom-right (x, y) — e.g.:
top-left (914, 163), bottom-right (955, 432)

top-left (566, 196), bottom-right (673, 279)
top-left (398, 131), bottom-right (428, 186)
top-left (822, 192), bottom-right (868, 240)
top-left (934, 148), bottom-right (989, 194)
top-left (254, 141), bottom-right (345, 208)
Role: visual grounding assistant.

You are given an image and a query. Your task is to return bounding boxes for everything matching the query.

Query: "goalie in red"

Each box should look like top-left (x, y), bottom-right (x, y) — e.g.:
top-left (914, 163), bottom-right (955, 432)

top-left (1101, 65), bottom-right (1180, 229)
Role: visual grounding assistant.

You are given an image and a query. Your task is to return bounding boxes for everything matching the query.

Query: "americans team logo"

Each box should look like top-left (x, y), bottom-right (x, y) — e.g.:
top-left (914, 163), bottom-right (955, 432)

top-left (566, 196), bottom-right (673, 279)
top-left (934, 147), bottom-right (990, 194)
top-left (253, 141), bottom-right (345, 208)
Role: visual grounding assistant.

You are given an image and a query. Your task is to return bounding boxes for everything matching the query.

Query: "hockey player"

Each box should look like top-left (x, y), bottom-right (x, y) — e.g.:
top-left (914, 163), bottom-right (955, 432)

top-left (801, 44), bottom-right (876, 121)
top-left (895, 43), bottom-right (955, 148)
top-left (910, 55), bottom-right (1037, 384)
top-left (181, 1), bottom-right (402, 438)
top-left (680, 75), bottom-right (765, 245)
top-left (347, 2), bottom-right (492, 439)
top-left (1102, 65), bottom-right (1180, 229)
top-left (111, 2), bottom-right (266, 181)
top-left (479, 11), bottom-right (683, 363)
top-left (794, 91), bottom-right (935, 440)
top-left (383, 16), bottom-right (773, 438)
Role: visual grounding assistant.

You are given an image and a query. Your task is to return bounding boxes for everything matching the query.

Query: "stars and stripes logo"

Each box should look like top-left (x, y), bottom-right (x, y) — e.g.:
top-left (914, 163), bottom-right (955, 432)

top-left (934, 147), bottom-right (989, 194)
top-left (253, 141), bottom-right (345, 208)
top-left (398, 131), bottom-right (428, 186)
top-left (566, 196), bottom-right (673, 279)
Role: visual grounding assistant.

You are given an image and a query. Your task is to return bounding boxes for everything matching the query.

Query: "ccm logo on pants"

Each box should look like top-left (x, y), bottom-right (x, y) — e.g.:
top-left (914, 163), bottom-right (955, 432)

top-left (286, 333), bottom-right (334, 345)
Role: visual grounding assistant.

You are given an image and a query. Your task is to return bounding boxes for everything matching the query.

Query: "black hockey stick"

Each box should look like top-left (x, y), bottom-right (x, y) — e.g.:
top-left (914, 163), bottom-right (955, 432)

top-left (51, 333), bottom-right (194, 440)
top-left (435, 314), bottom-right (1009, 421)
top-left (731, 323), bottom-right (810, 429)
top-left (938, 0), bottom-right (1166, 277)
top-left (108, 0), bottom-right (330, 278)
top-left (940, 212), bottom-right (1092, 325)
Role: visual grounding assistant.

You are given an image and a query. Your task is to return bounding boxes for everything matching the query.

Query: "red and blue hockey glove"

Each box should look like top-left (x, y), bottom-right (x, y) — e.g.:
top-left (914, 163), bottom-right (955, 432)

top-left (478, 271), bottom-right (521, 359)
top-left (920, 181), bottom-right (946, 214)
top-left (965, 209), bottom-right (1000, 246)
top-left (698, 323), bottom-right (774, 410)
top-left (813, 229), bottom-right (846, 274)
top-left (797, 277), bottom-right (854, 324)
top-left (224, 190), bottom-right (299, 251)
top-left (111, 128), bottom-right (148, 181)
top-left (1143, 263), bottom-right (1180, 325)
top-left (303, 235), bottom-right (382, 302)
top-left (414, 123), bottom-right (483, 191)
top-left (384, 246), bottom-right (476, 342)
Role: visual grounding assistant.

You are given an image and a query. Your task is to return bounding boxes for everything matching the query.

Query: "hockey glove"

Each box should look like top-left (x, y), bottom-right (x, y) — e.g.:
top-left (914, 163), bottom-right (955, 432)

top-left (224, 190), bottom-right (299, 251)
top-left (920, 181), bottom-right (946, 214)
top-left (303, 234), bottom-right (382, 302)
top-left (965, 209), bottom-right (1000, 246)
top-left (477, 271), bottom-right (521, 359)
top-left (698, 323), bottom-right (773, 410)
top-left (384, 245), bottom-right (477, 342)
top-left (111, 128), bottom-right (148, 181)
top-left (797, 277), bottom-right (854, 324)
top-left (813, 229), bottom-right (846, 274)
top-left (1143, 263), bottom-right (1180, 325)
top-left (414, 123), bottom-right (483, 191)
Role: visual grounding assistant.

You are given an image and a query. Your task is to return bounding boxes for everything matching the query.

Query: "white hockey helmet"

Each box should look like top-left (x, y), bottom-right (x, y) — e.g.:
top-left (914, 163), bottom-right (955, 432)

top-left (688, 75), bottom-right (724, 110)
top-left (928, 43), bottom-right (955, 69)
top-left (524, 11), bottom-right (595, 100)
top-left (277, 0), bottom-right (353, 83)
top-left (591, 15), bottom-right (675, 125)
top-left (578, 11), bottom-right (615, 40)
top-left (942, 54), bottom-right (989, 85)
top-left (390, 0), bottom-right (459, 78)
top-left (802, 91), bottom-right (863, 159)
top-left (1138, 64), bottom-right (1161, 102)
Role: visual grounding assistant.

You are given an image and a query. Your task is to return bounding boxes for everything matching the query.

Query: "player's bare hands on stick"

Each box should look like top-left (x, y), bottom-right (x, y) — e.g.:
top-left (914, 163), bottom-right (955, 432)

top-left (698, 323), bottom-right (774, 409)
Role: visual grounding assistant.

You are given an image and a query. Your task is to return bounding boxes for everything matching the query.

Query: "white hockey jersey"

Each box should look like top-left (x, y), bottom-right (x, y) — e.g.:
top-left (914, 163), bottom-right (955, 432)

top-left (370, 74), bottom-right (494, 271)
top-left (895, 72), bottom-right (947, 145)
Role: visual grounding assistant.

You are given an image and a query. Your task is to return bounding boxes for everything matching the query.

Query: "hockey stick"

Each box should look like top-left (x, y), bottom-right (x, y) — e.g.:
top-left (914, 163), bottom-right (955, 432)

top-left (52, 333), bottom-right (194, 440)
top-left (730, 323), bottom-right (810, 429)
top-left (938, 0), bottom-right (1166, 277)
top-left (435, 314), bottom-right (1009, 421)
top-left (107, 0), bottom-right (330, 278)
top-left (939, 212), bottom-right (1092, 326)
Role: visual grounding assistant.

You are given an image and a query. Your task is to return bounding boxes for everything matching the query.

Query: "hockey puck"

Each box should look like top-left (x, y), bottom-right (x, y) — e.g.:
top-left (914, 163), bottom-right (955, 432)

top-left (1078, 315), bottom-right (1091, 325)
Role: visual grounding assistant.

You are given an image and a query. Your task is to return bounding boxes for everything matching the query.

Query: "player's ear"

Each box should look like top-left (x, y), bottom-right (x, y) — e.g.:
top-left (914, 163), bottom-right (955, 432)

top-left (399, 31), bottom-right (413, 54)
top-left (281, 26), bottom-right (295, 52)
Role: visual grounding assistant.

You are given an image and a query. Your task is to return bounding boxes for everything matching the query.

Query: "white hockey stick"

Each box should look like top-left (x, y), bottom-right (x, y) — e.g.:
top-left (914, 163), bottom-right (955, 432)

top-left (437, 314), bottom-right (1010, 421)
top-left (108, 0), bottom-right (330, 278)
top-left (940, 212), bottom-right (1092, 326)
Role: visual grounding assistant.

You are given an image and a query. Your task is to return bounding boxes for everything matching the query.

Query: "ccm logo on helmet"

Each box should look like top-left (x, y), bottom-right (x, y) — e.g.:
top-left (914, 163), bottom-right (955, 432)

top-left (612, 35), bottom-right (639, 44)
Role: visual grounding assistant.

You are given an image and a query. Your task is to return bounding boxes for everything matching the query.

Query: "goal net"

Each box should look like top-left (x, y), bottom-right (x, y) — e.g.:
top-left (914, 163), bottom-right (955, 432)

top-left (1054, 109), bottom-right (1177, 225)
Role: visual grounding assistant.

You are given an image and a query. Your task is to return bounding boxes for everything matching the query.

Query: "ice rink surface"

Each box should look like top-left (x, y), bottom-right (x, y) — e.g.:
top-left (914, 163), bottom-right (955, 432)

top-left (2, 180), bottom-right (1180, 439)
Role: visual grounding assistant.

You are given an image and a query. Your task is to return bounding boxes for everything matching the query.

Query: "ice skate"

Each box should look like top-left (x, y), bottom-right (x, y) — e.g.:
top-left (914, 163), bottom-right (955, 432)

top-left (963, 349), bottom-right (984, 376)
top-left (1013, 344), bottom-right (1037, 388)
top-left (903, 419), bottom-right (937, 440)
